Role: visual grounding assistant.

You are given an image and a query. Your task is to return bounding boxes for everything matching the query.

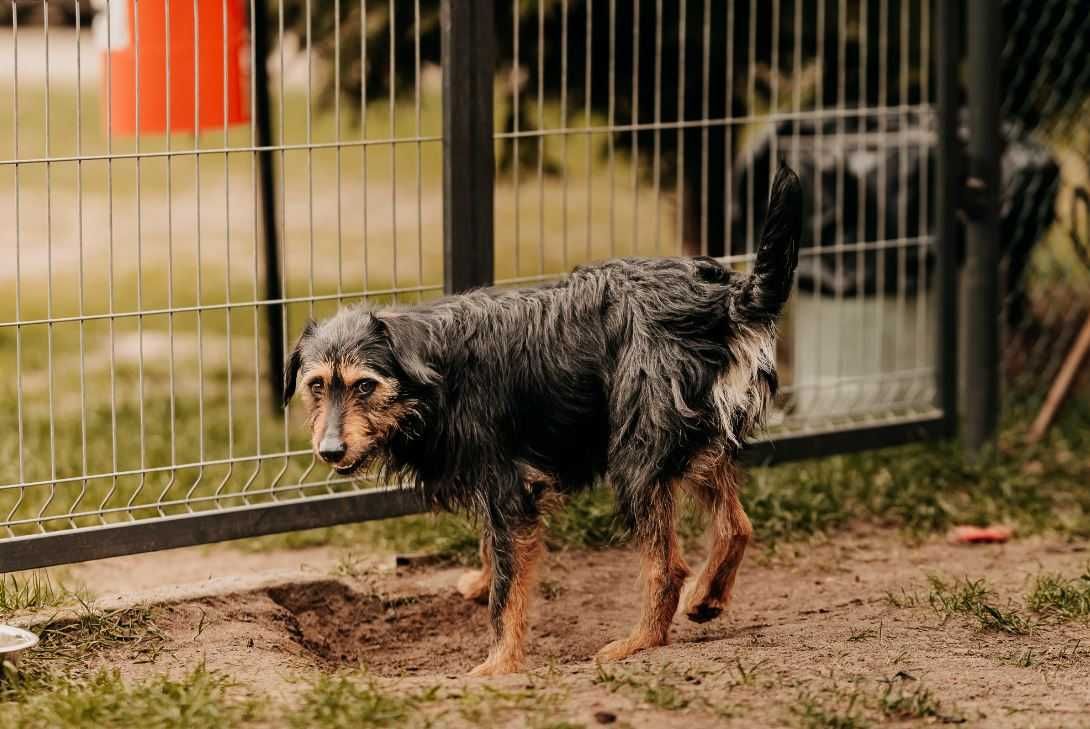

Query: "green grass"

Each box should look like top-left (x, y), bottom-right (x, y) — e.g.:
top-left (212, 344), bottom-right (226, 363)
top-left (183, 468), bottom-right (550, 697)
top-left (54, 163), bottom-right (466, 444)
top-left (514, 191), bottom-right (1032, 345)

top-left (791, 690), bottom-right (869, 729)
top-left (286, 674), bottom-right (437, 729)
top-left (0, 572), bottom-right (76, 617)
top-left (876, 682), bottom-right (945, 722)
top-left (1026, 566), bottom-right (1090, 621)
top-left (925, 575), bottom-right (1033, 635)
top-left (0, 665), bottom-right (261, 729)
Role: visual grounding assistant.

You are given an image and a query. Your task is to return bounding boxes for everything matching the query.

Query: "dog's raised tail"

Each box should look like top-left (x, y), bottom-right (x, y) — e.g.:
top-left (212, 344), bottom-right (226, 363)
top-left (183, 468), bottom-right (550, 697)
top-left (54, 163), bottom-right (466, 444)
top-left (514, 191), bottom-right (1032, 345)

top-left (739, 161), bottom-right (803, 322)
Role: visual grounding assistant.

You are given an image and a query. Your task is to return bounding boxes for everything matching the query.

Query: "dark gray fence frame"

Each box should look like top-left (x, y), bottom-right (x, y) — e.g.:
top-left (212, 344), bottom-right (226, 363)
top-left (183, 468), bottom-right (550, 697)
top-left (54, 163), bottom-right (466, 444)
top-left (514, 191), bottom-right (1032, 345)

top-left (0, 0), bottom-right (969, 574)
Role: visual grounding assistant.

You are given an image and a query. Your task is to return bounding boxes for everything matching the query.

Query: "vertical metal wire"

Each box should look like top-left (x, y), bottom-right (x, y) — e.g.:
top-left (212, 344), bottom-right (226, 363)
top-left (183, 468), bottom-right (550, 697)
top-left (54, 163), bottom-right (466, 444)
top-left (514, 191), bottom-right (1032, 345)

top-left (630, 0), bottom-right (639, 255)
top-left (561, 0), bottom-right (569, 268)
top-left (855, 0), bottom-right (869, 414)
top-left (157, 0), bottom-right (179, 513)
top-left (723, 0), bottom-right (733, 260)
top-left (414, 0), bottom-right (423, 299)
top-left (215, 0), bottom-right (236, 502)
top-left (41, 0), bottom-right (57, 527)
top-left (874, 0), bottom-right (889, 396)
top-left (895, 0), bottom-right (910, 402)
top-left (72, 1), bottom-right (88, 527)
top-left (8, 3), bottom-right (25, 536)
top-left (584, 0), bottom-right (592, 261)
top-left (652, 0), bottom-right (662, 253)
top-left (336, 0), bottom-right (344, 299)
top-left (274, 0), bottom-right (291, 497)
top-left (699, 0), bottom-right (710, 258)
top-left (245, 0), bottom-right (261, 503)
top-left (388, 0), bottom-right (398, 298)
top-left (101, 0), bottom-right (120, 523)
top-left (607, 0), bottom-right (616, 256)
top-left (744, 0), bottom-right (755, 263)
top-left (133, 0), bottom-right (151, 515)
top-left (186, 0), bottom-right (208, 508)
top-left (513, 0), bottom-right (521, 276)
top-left (916, 0), bottom-right (931, 394)
top-left (361, 0), bottom-right (369, 294)
top-left (537, 0), bottom-right (546, 273)
top-left (674, 0), bottom-right (686, 257)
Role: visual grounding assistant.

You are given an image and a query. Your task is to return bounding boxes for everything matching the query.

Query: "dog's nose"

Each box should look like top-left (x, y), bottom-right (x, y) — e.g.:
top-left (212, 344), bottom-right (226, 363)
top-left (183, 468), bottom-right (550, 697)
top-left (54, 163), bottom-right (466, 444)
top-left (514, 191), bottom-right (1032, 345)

top-left (318, 438), bottom-right (347, 463)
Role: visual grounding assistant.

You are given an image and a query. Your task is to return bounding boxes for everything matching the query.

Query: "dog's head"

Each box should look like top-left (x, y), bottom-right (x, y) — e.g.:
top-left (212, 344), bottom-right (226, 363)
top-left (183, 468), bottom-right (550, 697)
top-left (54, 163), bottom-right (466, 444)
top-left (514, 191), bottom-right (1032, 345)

top-left (282, 308), bottom-right (438, 475)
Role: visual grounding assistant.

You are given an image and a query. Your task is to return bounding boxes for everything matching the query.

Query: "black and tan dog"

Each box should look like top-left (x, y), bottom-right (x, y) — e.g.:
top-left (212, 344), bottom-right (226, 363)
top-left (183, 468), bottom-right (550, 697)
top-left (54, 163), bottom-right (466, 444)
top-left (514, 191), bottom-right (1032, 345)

top-left (283, 163), bottom-right (802, 676)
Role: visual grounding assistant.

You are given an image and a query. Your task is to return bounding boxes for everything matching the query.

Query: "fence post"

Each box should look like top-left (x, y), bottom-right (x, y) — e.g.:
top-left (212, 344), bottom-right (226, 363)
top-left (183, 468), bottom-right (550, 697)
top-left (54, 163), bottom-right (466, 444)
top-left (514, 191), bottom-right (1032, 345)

top-left (962, 0), bottom-right (1002, 454)
top-left (935, 0), bottom-right (961, 439)
top-left (252, 0), bottom-right (284, 411)
top-left (441, 0), bottom-right (495, 293)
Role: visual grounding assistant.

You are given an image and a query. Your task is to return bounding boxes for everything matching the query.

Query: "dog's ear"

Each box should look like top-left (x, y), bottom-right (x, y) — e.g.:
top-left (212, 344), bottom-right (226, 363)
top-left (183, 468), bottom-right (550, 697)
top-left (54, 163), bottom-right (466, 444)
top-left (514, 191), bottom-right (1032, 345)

top-left (374, 312), bottom-right (439, 387)
top-left (283, 319), bottom-right (316, 406)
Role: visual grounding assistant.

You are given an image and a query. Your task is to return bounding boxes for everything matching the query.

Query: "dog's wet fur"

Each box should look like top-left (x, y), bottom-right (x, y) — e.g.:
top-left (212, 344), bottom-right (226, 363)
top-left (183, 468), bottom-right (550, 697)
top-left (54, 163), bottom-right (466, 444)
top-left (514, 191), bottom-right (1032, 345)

top-left (284, 163), bottom-right (803, 675)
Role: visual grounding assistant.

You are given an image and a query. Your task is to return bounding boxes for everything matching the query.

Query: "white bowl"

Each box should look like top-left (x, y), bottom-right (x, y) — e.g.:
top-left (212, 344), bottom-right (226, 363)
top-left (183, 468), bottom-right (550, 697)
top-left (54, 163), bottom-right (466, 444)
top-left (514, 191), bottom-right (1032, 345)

top-left (0, 625), bottom-right (39, 668)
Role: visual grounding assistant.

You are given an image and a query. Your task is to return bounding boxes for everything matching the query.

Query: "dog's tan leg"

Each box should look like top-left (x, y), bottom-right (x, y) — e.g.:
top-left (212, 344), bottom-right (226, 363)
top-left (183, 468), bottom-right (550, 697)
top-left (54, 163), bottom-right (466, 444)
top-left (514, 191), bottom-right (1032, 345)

top-left (469, 523), bottom-right (544, 676)
top-left (457, 536), bottom-right (492, 604)
top-left (684, 457), bottom-right (752, 623)
top-left (596, 492), bottom-right (689, 662)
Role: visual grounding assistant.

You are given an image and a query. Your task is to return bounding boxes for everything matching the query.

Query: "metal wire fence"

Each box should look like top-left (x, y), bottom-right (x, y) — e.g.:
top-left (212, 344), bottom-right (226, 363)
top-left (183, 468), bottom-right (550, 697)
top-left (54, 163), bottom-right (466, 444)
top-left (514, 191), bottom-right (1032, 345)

top-left (997, 0), bottom-right (1090, 435)
top-left (0, 0), bottom-right (958, 570)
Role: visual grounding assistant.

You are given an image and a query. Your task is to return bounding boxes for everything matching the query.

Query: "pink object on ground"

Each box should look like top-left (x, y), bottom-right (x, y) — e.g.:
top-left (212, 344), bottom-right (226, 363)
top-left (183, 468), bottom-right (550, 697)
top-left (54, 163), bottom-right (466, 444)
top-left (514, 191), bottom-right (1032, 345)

top-left (948, 525), bottom-right (1014, 544)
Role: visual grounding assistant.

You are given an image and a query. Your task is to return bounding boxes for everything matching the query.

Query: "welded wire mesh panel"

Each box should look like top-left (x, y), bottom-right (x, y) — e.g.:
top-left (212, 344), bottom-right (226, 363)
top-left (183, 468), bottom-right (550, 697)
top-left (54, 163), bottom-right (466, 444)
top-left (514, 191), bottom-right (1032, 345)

top-left (0, 0), bottom-right (440, 538)
top-left (998, 0), bottom-right (1090, 430)
top-left (492, 0), bottom-right (940, 439)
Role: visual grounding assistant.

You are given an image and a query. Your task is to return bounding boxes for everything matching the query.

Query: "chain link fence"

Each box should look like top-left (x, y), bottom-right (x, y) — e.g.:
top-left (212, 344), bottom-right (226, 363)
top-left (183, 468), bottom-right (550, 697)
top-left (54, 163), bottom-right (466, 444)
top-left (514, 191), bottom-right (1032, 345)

top-left (997, 0), bottom-right (1090, 436)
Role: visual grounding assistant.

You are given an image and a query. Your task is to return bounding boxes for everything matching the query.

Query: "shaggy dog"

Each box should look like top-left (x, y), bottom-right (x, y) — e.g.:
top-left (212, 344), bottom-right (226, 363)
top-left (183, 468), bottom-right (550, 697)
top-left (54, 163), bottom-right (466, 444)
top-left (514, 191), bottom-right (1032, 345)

top-left (283, 162), bottom-right (802, 676)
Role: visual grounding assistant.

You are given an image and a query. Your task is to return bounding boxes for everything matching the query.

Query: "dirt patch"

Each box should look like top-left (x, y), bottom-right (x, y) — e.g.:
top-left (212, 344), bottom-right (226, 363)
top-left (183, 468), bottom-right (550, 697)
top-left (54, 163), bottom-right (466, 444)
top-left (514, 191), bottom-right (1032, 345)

top-left (267, 580), bottom-right (489, 675)
top-left (29, 530), bottom-right (1090, 727)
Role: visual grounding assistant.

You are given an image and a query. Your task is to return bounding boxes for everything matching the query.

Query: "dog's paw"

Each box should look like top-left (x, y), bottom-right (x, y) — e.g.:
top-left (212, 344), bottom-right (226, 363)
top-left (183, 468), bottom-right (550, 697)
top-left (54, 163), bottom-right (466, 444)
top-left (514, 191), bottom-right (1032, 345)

top-left (595, 637), bottom-right (659, 663)
top-left (468, 655), bottom-right (522, 677)
top-left (684, 600), bottom-right (724, 624)
top-left (456, 569), bottom-right (490, 604)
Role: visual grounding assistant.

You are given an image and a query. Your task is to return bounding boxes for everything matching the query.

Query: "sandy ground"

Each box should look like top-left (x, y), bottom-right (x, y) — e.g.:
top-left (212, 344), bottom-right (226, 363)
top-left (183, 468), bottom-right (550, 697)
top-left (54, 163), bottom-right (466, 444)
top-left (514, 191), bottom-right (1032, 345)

top-left (27, 528), bottom-right (1090, 728)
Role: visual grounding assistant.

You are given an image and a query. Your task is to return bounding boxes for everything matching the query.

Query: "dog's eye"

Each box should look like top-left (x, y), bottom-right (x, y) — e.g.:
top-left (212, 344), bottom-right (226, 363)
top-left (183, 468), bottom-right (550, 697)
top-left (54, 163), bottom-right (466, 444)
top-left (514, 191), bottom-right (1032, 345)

top-left (355, 379), bottom-right (377, 397)
top-left (308, 381), bottom-right (324, 398)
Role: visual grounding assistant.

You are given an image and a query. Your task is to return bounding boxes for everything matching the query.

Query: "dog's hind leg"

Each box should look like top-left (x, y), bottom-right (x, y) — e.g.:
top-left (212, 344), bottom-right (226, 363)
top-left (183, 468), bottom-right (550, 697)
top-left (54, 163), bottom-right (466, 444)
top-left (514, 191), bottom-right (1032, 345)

top-left (469, 519), bottom-right (544, 676)
top-left (596, 486), bottom-right (690, 662)
top-left (682, 452), bottom-right (752, 623)
top-left (457, 536), bottom-right (492, 604)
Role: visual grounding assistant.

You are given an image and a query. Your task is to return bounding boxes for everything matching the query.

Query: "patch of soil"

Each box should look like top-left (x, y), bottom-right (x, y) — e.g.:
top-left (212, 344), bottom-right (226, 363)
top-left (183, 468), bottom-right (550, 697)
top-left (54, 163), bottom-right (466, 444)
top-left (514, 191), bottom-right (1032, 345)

top-left (267, 580), bottom-right (489, 675)
top-left (54, 530), bottom-right (1090, 727)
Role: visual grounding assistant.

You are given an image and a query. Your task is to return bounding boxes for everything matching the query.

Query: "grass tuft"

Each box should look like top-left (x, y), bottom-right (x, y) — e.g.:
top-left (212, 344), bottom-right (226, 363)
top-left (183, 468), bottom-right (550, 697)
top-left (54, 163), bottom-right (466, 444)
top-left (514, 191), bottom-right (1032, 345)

top-left (32, 604), bottom-right (167, 669)
top-left (1026, 566), bottom-right (1090, 620)
top-left (0, 573), bottom-right (72, 617)
top-left (877, 682), bottom-right (945, 721)
top-left (926, 575), bottom-right (1032, 635)
top-left (791, 690), bottom-right (869, 729)
top-left (287, 674), bottom-right (434, 729)
top-left (0, 665), bottom-right (261, 729)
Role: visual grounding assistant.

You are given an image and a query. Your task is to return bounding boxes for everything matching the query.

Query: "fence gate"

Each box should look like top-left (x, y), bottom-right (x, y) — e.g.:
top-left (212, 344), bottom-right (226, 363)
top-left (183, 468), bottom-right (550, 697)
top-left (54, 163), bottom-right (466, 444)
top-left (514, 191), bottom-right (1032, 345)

top-left (1, 0), bottom-right (959, 573)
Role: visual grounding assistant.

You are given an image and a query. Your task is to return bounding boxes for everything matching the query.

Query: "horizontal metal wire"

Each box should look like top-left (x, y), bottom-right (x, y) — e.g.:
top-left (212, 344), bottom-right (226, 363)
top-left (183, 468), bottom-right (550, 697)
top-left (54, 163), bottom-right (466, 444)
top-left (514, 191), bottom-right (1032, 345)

top-left (492, 103), bottom-right (935, 139)
top-left (0, 285), bottom-right (445, 330)
top-left (0, 135), bottom-right (443, 167)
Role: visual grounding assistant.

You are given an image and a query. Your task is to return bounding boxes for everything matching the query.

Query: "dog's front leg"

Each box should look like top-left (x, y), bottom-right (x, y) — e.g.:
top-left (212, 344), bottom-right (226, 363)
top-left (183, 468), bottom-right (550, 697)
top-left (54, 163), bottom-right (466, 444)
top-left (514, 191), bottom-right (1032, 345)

top-left (469, 520), bottom-right (543, 676)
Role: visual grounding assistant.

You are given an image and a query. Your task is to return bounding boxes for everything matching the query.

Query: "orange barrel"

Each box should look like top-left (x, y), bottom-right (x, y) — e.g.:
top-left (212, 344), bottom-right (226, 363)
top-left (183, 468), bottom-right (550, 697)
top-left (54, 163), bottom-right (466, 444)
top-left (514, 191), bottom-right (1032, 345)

top-left (96, 0), bottom-right (250, 136)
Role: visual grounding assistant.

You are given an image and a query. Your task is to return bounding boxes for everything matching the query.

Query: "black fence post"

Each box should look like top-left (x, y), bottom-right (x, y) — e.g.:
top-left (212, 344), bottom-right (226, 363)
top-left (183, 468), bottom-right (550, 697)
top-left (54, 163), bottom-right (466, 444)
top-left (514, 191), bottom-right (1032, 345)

top-left (962, 0), bottom-right (1002, 453)
top-left (252, 0), bottom-right (284, 411)
top-left (441, 0), bottom-right (495, 294)
top-left (935, 0), bottom-right (961, 438)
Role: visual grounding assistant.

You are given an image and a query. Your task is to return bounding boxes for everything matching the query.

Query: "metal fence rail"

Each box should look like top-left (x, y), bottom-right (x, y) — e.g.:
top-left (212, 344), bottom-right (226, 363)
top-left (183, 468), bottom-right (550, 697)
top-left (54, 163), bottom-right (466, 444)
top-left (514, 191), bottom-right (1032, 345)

top-left (0, 0), bottom-right (956, 573)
